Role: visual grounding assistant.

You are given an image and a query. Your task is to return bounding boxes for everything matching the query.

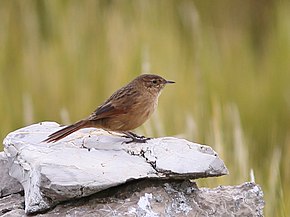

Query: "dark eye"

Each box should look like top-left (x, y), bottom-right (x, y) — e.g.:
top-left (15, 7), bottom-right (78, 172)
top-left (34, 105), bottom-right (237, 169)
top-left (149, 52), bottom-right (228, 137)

top-left (152, 80), bottom-right (157, 84)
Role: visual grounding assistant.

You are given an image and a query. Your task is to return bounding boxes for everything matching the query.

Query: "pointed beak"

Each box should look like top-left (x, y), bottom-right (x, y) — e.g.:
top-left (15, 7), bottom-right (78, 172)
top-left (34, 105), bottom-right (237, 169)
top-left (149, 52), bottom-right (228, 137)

top-left (165, 80), bottom-right (175, 84)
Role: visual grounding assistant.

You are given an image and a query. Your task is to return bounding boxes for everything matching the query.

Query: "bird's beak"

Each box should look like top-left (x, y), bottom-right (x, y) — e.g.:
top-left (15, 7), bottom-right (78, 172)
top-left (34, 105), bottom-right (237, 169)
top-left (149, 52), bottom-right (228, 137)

top-left (165, 80), bottom-right (175, 84)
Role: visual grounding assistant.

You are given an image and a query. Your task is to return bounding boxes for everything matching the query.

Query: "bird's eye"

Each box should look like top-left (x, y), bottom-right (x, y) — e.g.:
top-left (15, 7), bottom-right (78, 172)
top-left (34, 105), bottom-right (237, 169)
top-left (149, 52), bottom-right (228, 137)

top-left (152, 80), bottom-right (157, 84)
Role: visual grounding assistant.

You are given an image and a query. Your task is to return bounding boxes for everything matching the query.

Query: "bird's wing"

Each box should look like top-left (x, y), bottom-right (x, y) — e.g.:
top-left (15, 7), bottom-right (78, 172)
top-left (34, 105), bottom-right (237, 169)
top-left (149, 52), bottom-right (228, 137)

top-left (88, 102), bottom-right (126, 121)
top-left (88, 85), bottom-right (138, 121)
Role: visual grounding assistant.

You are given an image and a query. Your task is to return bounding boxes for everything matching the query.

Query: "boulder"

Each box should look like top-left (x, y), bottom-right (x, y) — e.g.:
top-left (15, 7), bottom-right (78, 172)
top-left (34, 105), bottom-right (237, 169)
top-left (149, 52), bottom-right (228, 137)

top-left (0, 180), bottom-right (264, 216)
top-left (3, 122), bottom-right (230, 214)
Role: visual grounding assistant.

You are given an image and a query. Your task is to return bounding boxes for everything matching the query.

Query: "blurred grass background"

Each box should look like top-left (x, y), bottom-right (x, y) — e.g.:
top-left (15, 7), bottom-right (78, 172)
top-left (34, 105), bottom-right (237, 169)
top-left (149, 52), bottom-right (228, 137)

top-left (0, 0), bottom-right (289, 216)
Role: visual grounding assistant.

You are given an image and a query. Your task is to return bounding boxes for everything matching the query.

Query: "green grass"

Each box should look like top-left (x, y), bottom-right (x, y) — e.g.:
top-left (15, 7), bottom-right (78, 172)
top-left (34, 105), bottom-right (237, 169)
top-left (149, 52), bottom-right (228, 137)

top-left (1, 1), bottom-right (289, 216)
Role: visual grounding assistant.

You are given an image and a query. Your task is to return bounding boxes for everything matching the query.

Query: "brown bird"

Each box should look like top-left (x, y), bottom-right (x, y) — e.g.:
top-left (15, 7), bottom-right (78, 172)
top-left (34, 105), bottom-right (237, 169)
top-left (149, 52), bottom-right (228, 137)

top-left (44, 74), bottom-right (174, 143)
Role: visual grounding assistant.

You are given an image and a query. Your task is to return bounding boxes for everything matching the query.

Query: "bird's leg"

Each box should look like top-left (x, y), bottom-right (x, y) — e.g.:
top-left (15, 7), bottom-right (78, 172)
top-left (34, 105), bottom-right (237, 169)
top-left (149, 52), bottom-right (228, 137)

top-left (127, 131), bottom-right (147, 139)
top-left (122, 131), bottom-right (151, 144)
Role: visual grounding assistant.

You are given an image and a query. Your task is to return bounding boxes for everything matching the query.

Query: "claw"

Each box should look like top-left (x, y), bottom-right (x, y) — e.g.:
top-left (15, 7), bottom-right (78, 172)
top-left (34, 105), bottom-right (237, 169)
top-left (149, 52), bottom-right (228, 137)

top-left (122, 131), bottom-right (151, 144)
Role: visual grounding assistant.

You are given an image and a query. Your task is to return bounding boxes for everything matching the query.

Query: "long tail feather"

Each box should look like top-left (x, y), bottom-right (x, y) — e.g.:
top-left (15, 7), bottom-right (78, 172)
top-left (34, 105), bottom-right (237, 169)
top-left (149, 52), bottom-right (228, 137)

top-left (43, 120), bottom-right (89, 143)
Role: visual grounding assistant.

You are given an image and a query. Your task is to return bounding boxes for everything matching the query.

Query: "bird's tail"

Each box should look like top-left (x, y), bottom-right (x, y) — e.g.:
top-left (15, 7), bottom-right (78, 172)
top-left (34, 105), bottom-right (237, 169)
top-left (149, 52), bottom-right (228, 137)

top-left (43, 120), bottom-right (89, 143)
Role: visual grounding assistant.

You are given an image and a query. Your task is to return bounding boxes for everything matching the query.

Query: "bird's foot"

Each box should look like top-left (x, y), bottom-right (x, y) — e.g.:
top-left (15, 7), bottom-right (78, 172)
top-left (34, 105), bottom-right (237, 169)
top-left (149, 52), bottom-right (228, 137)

top-left (122, 131), bottom-right (151, 144)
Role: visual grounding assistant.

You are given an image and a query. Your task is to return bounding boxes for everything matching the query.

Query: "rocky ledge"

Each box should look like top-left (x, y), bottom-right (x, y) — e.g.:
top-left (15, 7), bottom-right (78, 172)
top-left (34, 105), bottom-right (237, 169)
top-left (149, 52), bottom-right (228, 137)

top-left (1, 122), bottom-right (264, 216)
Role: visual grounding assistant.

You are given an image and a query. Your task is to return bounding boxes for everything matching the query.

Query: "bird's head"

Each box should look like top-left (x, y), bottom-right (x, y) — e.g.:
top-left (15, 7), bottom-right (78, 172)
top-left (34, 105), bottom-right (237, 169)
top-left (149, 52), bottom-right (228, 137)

top-left (136, 74), bottom-right (175, 95)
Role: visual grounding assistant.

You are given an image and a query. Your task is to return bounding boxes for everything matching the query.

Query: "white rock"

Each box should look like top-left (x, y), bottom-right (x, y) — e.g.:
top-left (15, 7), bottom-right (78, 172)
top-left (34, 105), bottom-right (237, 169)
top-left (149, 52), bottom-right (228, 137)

top-left (3, 122), bottom-right (228, 214)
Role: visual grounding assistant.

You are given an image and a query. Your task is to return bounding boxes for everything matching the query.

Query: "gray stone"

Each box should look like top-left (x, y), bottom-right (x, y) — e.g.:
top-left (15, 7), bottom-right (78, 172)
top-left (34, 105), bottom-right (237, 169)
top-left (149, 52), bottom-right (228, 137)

top-left (0, 152), bottom-right (23, 197)
top-left (0, 193), bottom-right (24, 216)
top-left (3, 122), bottom-right (228, 214)
top-left (0, 180), bottom-right (264, 216)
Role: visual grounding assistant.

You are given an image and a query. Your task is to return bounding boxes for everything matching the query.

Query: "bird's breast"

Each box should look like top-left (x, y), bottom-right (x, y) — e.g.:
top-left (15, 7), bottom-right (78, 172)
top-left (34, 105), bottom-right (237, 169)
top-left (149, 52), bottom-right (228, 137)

top-left (129, 97), bottom-right (157, 126)
top-left (102, 92), bottom-right (159, 131)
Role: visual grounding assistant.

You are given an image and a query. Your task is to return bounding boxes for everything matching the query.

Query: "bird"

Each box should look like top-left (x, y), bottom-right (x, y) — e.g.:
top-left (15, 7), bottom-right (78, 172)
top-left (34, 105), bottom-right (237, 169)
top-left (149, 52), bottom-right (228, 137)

top-left (43, 74), bottom-right (175, 143)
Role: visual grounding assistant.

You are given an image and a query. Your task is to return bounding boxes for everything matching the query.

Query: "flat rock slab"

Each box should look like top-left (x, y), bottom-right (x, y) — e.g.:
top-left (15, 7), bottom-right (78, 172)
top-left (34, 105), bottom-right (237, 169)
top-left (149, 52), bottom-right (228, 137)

top-left (3, 122), bottom-right (228, 214)
top-left (0, 180), bottom-right (264, 216)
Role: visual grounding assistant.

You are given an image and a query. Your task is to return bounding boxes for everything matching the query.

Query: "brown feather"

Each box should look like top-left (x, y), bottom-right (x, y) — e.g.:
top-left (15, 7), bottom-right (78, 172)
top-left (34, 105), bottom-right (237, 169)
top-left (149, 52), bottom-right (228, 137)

top-left (43, 120), bottom-right (89, 143)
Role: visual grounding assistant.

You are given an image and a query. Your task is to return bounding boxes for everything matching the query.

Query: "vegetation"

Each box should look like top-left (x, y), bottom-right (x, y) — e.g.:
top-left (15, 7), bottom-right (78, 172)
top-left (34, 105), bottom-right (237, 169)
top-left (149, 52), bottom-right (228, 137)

top-left (0, 1), bottom-right (289, 216)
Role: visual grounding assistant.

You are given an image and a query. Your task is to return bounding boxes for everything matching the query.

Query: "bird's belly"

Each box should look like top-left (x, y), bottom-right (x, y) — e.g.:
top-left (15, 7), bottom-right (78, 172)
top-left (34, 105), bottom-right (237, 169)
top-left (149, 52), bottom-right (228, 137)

top-left (104, 100), bottom-right (156, 131)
